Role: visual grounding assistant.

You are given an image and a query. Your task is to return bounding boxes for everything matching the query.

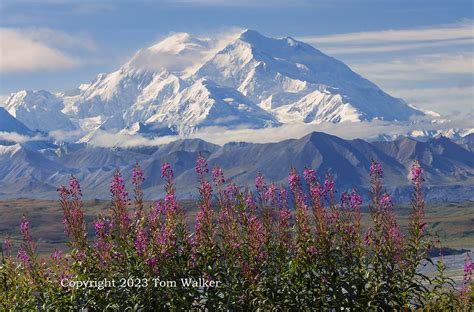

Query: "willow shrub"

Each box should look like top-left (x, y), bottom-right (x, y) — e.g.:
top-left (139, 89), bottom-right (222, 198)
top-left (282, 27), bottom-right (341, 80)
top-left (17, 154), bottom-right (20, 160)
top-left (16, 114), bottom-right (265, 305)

top-left (1, 159), bottom-right (472, 310)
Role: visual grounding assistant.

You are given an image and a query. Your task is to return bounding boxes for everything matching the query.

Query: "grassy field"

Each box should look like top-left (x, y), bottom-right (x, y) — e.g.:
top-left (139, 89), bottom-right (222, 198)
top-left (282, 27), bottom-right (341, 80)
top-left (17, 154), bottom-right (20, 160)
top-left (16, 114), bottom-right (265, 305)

top-left (0, 199), bottom-right (473, 255)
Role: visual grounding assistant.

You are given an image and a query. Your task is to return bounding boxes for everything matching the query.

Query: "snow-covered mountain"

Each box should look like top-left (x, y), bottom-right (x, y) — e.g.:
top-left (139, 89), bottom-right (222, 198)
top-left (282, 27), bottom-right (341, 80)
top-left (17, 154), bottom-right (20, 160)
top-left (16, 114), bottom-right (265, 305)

top-left (2, 29), bottom-right (424, 140)
top-left (0, 107), bottom-right (33, 135)
top-left (4, 90), bottom-right (76, 132)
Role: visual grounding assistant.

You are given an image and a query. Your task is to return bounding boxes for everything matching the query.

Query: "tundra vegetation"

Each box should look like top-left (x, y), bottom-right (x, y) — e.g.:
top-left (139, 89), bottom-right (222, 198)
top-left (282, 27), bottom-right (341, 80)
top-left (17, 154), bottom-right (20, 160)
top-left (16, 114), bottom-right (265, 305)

top-left (0, 158), bottom-right (473, 310)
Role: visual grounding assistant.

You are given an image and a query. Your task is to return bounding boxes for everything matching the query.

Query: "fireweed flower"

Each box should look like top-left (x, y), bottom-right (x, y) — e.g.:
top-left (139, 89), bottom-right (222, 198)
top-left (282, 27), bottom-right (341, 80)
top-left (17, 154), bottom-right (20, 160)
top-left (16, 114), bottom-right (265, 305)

top-left (134, 228), bottom-right (148, 256)
top-left (369, 161), bottom-right (383, 178)
top-left (323, 177), bottom-right (335, 196)
top-left (69, 176), bottom-right (82, 200)
top-left (460, 254), bottom-right (473, 301)
top-left (288, 169), bottom-right (301, 192)
top-left (410, 160), bottom-right (424, 186)
top-left (349, 191), bottom-right (363, 210)
top-left (303, 168), bottom-right (316, 186)
top-left (247, 213), bottom-right (265, 260)
top-left (224, 183), bottom-right (238, 202)
top-left (132, 164), bottom-right (145, 217)
top-left (246, 193), bottom-right (255, 211)
top-left (164, 194), bottom-right (177, 213)
top-left (212, 167), bottom-right (225, 185)
top-left (161, 162), bottom-right (173, 179)
top-left (110, 170), bottom-right (131, 235)
top-left (20, 215), bottom-right (30, 240)
top-left (94, 219), bottom-right (106, 236)
top-left (57, 176), bottom-right (87, 252)
top-left (264, 183), bottom-right (277, 202)
top-left (364, 228), bottom-right (373, 246)
top-left (3, 238), bottom-right (12, 255)
top-left (409, 160), bottom-right (426, 247)
top-left (255, 173), bottom-right (265, 190)
top-left (195, 155), bottom-right (209, 176)
top-left (17, 248), bottom-right (29, 267)
top-left (94, 217), bottom-right (112, 266)
top-left (380, 193), bottom-right (392, 209)
top-left (194, 157), bottom-right (215, 252)
top-left (110, 171), bottom-right (129, 203)
top-left (51, 249), bottom-right (63, 265)
top-left (132, 164), bottom-right (145, 186)
top-left (349, 189), bottom-right (363, 232)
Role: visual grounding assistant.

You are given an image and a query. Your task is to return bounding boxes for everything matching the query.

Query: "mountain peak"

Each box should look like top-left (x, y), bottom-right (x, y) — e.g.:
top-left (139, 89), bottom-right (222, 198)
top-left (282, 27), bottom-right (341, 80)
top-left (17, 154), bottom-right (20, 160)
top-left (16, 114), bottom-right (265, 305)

top-left (148, 32), bottom-right (210, 54)
top-left (7, 29), bottom-right (427, 138)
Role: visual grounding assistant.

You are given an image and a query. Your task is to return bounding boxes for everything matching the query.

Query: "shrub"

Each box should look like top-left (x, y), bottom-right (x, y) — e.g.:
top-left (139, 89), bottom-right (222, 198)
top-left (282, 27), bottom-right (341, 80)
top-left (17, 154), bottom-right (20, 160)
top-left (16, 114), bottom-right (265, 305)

top-left (0, 159), bottom-right (471, 310)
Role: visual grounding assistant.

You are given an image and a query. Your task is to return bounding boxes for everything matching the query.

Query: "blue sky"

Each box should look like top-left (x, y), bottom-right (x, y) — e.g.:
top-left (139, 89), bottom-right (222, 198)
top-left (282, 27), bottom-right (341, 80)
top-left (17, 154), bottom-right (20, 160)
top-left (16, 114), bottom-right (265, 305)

top-left (0, 0), bottom-right (473, 116)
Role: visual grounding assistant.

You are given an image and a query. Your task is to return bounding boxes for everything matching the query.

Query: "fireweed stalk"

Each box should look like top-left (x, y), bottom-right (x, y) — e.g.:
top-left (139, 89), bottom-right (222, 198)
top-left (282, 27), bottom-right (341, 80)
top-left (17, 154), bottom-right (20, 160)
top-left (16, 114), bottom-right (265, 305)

top-left (0, 159), bottom-right (470, 310)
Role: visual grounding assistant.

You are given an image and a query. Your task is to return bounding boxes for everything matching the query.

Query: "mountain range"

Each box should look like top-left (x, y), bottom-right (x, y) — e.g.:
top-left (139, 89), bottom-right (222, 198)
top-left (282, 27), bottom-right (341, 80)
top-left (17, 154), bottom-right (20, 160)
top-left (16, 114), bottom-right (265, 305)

top-left (2, 29), bottom-right (426, 141)
top-left (0, 132), bottom-right (472, 202)
top-left (1, 30), bottom-right (472, 202)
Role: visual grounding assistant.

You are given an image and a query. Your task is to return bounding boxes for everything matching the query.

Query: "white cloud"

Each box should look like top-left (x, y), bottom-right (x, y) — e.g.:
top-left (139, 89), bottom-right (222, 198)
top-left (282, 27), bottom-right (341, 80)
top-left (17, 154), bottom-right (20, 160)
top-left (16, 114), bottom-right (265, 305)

top-left (82, 116), bottom-right (474, 148)
top-left (387, 85), bottom-right (474, 115)
top-left (128, 28), bottom-right (243, 73)
top-left (0, 131), bottom-right (32, 143)
top-left (20, 27), bottom-right (97, 51)
top-left (301, 20), bottom-right (473, 44)
top-left (351, 53), bottom-right (474, 81)
top-left (0, 27), bottom-right (96, 73)
top-left (83, 130), bottom-right (178, 148)
top-left (319, 38), bottom-right (473, 55)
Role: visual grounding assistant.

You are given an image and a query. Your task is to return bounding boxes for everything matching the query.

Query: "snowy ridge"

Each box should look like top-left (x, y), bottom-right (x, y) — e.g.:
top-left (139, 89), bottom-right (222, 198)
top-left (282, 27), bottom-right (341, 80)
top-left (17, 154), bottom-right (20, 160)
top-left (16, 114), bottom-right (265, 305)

top-left (3, 29), bottom-right (425, 141)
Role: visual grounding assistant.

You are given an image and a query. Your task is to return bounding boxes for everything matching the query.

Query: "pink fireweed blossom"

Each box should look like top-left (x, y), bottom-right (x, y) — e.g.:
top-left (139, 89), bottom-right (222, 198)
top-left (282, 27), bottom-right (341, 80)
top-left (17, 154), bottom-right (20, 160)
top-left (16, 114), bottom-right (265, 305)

top-left (212, 167), bottom-right (225, 185)
top-left (195, 155), bottom-right (209, 176)
top-left (460, 253), bottom-right (473, 301)
top-left (246, 193), bottom-right (255, 211)
top-left (69, 176), bottom-right (82, 200)
top-left (194, 157), bottom-right (214, 252)
top-left (3, 238), bottom-right (12, 255)
top-left (350, 189), bottom-right (363, 231)
top-left (364, 228), bottom-right (373, 246)
top-left (134, 228), bottom-right (148, 256)
top-left (278, 187), bottom-right (288, 210)
top-left (369, 161), bottom-right (383, 178)
top-left (410, 160), bottom-right (424, 187)
top-left (277, 205), bottom-right (291, 248)
top-left (323, 177), bottom-right (335, 195)
top-left (161, 162), bottom-right (173, 180)
top-left (380, 193), bottom-right (392, 211)
top-left (110, 170), bottom-right (131, 234)
top-left (264, 183), bottom-right (277, 203)
top-left (409, 160), bottom-right (426, 243)
top-left (20, 215), bottom-right (30, 240)
top-left (132, 164), bottom-right (145, 187)
top-left (154, 225), bottom-right (174, 256)
top-left (224, 183), bottom-right (238, 202)
top-left (149, 200), bottom-right (166, 227)
top-left (164, 194), bottom-right (178, 213)
top-left (51, 249), bottom-right (63, 265)
top-left (255, 173), bottom-right (265, 190)
top-left (349, 191), bottom-right (363, 210)
top-left (94, 219), bottom-right (106, 236)
top-left (246, 213), bottom-right (265, 260)
top-left (132, 163), bottom-right (145, 219)
top-left (94, 217), bottom-right (112, 266)
top-left (17, 248), bottom-right (29, 267)
top-left (303, 168), bottom-right (317, 186)
top-left (110, 171), bottom-right (129, 203)
top-left (288, 169), bottom-right (301, 192)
